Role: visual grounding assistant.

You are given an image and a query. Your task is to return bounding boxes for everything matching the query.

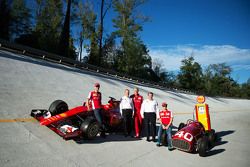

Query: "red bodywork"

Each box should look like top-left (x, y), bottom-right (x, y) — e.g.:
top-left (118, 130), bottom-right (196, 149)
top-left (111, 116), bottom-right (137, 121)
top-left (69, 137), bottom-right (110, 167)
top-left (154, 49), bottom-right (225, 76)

top-left (31, 99), bottom-right (122, 140)
top-left (172, 121), bottom-right (205, 152)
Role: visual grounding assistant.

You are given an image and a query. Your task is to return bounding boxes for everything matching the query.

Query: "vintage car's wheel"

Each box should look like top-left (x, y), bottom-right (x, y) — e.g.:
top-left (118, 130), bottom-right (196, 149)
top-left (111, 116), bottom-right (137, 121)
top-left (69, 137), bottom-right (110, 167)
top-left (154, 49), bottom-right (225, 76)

top-left (178, 123), bottom-right (186, 131)
top-left (207, 129), bottom-right (216, 146)
top-left (80, 117), bottom-right (99, 139)
top-left (48, 100), bottom-right (68, 116)
top-left (197, 136), bottom-right (208, 157)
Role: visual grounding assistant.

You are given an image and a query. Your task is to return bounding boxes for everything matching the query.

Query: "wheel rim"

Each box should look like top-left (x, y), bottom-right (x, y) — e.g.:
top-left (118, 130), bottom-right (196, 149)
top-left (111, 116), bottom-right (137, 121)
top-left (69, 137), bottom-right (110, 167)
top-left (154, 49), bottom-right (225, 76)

top-left (88, 123), bottom-right (99, 138)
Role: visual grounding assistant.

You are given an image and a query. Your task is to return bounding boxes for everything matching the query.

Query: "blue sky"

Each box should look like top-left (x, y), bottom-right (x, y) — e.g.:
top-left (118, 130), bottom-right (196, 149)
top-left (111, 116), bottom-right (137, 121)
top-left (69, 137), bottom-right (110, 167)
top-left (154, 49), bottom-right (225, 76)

top-left (101, 0), bottom-right (250, 83)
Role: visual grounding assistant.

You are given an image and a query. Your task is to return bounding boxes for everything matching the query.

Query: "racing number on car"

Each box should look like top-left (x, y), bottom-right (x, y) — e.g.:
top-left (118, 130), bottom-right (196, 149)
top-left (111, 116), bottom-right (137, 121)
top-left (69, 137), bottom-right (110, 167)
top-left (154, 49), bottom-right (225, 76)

top-left (174, 131), bottom-right (193, 142)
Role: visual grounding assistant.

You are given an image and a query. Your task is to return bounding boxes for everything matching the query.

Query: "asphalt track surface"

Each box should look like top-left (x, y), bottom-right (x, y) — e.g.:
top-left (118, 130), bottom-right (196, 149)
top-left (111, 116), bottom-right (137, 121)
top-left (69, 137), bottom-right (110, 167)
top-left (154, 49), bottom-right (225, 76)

top-left (0, 50), bottom-right (250, 167)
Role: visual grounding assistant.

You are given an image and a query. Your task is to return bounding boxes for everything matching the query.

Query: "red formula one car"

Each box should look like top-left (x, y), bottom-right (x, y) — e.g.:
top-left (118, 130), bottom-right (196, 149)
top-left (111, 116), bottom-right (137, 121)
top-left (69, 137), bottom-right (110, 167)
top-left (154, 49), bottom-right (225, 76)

top-left (31, 97), bottom-right (123, 140)
top-left (172, 119), bottom-right (216, 157)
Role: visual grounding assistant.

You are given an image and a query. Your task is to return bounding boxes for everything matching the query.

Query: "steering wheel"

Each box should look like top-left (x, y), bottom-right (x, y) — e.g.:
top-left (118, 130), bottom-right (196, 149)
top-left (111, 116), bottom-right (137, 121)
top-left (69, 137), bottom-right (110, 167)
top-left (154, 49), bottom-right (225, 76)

top-left (187, 119), bottom-right (194, 124)
top-left (109, 96), bottom-right (117, 101)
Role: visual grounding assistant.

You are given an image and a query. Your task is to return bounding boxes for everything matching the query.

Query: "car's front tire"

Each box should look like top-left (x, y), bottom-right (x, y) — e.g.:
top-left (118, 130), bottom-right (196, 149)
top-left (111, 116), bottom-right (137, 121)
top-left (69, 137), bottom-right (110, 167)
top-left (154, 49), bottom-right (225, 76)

top-left (197, 136), bottom-right (208, 157)
top-left (207, 129), bottom-right (216, 146)
top-left (80, 117), bottom-right (99, 139)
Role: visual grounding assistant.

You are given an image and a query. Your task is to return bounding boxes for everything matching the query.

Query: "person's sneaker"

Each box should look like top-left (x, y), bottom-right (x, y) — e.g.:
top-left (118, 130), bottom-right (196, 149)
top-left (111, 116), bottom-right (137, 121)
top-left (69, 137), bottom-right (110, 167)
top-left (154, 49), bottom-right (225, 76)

top-left (156, 143), bottom-right (160, 147)
top-left (168, 147), bottom-right (174, 151)
top-left (152, 138), bottom-right (157, 142)
top-left (146, 138), bottom-right (150, 142)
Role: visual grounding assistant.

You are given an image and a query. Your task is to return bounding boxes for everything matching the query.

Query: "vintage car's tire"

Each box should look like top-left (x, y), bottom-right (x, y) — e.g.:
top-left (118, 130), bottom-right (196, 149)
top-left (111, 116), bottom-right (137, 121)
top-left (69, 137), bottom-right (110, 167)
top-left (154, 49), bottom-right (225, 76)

top-left (48, 100), bottom-right (68, 116)
top-left (80, 117), bottom-right (99, 140)
top-left (197, 136), bottom-right (208, 157)
top-left (178, 123), bottom-right (186, 131)
top-left (207, 129), bottom-right (216, 146)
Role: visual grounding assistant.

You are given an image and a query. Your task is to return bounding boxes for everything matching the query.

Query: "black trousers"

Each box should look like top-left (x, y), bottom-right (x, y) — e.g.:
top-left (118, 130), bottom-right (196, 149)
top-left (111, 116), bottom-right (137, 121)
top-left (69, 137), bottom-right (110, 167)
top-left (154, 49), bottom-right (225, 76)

top-left (144, 112), bottom-right (156, 140)
top-left (122, 109), bottom-right (133, 136)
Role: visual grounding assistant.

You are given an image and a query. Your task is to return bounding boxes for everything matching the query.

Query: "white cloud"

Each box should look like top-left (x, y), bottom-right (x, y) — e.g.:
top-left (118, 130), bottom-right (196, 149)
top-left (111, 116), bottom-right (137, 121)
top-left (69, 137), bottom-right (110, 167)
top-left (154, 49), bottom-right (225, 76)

top-left (149, 45), bottom-right (250, 72)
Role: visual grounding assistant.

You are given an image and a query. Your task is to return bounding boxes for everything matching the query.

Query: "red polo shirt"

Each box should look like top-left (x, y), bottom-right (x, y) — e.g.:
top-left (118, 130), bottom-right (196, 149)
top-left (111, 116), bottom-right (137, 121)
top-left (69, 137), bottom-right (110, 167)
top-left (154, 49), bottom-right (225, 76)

top-left (159, 109), bottom-right (173, 125)
top-left (88, 91), bottom-right (102, 109)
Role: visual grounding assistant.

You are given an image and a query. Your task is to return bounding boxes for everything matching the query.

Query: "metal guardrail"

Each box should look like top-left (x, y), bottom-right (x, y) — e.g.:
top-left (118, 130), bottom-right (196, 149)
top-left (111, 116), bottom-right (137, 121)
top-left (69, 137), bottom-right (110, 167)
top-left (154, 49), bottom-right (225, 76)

top-left (0, 38), bottom-right (196, 95)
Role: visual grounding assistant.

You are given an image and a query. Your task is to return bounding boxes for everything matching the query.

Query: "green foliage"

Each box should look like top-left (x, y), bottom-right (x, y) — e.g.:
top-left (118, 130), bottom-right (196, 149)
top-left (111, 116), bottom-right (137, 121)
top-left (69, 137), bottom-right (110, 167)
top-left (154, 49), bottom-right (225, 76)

top-left (203, 63), bottom-right (237, 96)
top-left (160, 71), bottom-right (176, 87)
top-left (0, 0), bottom-right (11, 40)
top-left (240, 79), bottom-right (250, 99)
top-left (34, 0), bottom-right (63, 53)
top-left (101, 33), bottom-right (117, 68)
top-left (10, 0), bottom-right (32, 39)
top-left (112, 0), bottom-right (145, 39)
top-left (177, 56), bottom-right (204, 92)
top-left (112, 0), bottom-right (152, 78)
top-left (78, 0), bottom-right (99, 65)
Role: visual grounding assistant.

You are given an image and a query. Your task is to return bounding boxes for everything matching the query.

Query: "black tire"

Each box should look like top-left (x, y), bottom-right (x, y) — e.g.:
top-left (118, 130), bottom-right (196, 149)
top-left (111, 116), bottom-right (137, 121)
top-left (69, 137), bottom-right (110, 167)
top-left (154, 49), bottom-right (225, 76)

top-left (48, 100), bottom-right (68, 116)
top-left (178, 123), bottom-right (186, 131)
top-left (207, 129), bottom-right (216, 146)
top-left (80, 117), bottom-right (99, 139)
top-left (197, 136), bottom-right (208, 157)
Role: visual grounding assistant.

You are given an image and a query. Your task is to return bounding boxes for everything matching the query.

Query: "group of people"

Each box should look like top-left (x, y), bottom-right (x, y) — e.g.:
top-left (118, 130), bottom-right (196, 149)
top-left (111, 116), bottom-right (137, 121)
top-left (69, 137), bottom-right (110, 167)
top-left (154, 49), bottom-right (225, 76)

top-left (86, 83), bottom-right (174, 151)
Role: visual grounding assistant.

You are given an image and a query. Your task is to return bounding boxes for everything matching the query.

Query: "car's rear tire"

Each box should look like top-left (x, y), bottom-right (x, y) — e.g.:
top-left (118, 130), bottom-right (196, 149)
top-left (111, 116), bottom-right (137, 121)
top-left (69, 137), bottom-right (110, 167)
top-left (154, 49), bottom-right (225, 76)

top-left (48, 100), bottom-right (68, 116)
top-left (178, 123), bottom-right (186, 131)
top-left (197, 136), bottom-right (208, 157)
top-left (80, 117), bottom-right (99, 139)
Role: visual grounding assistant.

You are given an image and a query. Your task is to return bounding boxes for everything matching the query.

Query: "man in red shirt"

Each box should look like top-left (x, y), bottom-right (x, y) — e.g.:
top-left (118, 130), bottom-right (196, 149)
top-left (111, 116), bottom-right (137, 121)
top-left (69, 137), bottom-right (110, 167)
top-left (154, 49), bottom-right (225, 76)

top-left (87, 83), bottom-right (106, 137)
top-left (130, 87), bottom-right (143, 138)
top-left (156, 102), bottom-right (173, 150)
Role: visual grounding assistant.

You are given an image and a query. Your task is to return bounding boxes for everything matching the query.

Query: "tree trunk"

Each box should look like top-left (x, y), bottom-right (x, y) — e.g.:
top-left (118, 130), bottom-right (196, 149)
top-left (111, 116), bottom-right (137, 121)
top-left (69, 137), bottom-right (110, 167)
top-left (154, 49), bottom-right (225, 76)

top-left (58, 0), bottom-right (71, 58)
top-left (98, 0), bottom-right (105, 66)
top-left (79, 31), bottom-right (83, 62)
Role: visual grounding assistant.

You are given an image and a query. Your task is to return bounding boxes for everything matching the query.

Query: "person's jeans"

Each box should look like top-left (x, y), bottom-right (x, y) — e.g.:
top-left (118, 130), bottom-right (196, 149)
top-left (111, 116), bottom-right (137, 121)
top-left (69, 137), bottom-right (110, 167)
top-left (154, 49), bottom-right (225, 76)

top-left (157, 124), bottom-right (173, 149)
top-left (93, 108), bottom-right (105, 131)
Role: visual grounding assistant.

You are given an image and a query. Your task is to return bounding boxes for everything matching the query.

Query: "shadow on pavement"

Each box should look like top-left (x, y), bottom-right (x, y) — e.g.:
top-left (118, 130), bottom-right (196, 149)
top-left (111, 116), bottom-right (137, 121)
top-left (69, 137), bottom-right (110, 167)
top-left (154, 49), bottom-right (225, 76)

top-left (206, 130), bottom-right (235, 156)
top-left (206, 149), bottom-right (226, 156)
top-left (74, 133), bottom-right (142, 144)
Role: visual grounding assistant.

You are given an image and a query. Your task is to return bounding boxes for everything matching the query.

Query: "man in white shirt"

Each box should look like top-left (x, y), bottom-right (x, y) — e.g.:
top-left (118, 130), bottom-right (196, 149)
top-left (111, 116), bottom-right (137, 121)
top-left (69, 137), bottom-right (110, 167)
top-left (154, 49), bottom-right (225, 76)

top-left (140, 92), bottom-right (159, 142)
top-left (120, 89), bottom-right (134, 137)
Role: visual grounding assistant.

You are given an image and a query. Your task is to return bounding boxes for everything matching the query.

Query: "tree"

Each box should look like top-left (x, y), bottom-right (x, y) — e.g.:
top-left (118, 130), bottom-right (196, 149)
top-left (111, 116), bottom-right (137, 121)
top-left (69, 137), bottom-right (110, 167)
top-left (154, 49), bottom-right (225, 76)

top-left (10, 0), bottom-right (32, 40)
top-left (112, 0), bottom-right (151, 77)
top-left (98, 0), bottom-right (112, 66)
top-left (203, 63), bottom-right (239, 97)
top-left (240, 78), bottom-right (250, 99)
top-left (0, 0), bottom-right (11, 40)
top-left (101, 33), bottom-right (117, 68)
top-left (177, 56), bottom-right (204, 92)
top-left (78, 0), bottom-right (99, 65)
top-left (152, 58), bottom-right (163, 77)
top-left (58, 0), bottom-right (71, 58)
top-left (58, 0), bottom-right (76, 59)
top-left (35, 0), bottom-right (63, 53)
